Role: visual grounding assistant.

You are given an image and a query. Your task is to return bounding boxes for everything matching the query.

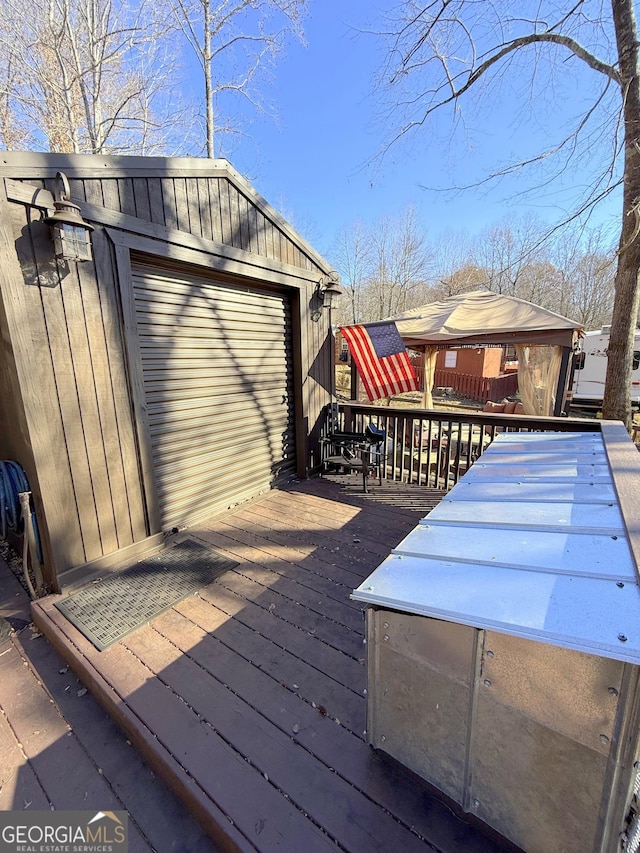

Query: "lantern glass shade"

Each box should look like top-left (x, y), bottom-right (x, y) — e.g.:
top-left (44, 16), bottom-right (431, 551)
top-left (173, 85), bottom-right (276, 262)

top-left (321, 281), bottom-right (343, 310)
top-left (43, 172), bottom-right (94, 262)
top-left (52, 222), bottom-right (93, 262)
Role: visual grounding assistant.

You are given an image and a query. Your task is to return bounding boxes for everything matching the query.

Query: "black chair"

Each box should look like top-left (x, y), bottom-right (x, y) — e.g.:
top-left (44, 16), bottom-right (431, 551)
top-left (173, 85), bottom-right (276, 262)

top-left (320, 408), bottom-right (387, 492)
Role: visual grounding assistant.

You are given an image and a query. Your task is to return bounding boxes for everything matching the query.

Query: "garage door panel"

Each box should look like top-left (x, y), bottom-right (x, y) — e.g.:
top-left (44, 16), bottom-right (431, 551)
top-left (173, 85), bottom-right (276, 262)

top-left (152, 427), bottom-right (292, 473)
top-left (148, 415), bottom-right (291, 450)
top-left (135, 300), bottom-right (289, 324)
top-left (142, 372), bottom-right (290, 392)
top-left (138, 338), bottom-right (290, 354)
top-left (132, 262), bottom-right (296, 531)
top-left (136, 318), bottom-right (289, 340)
top-left (156, 441), bottom-right (291, 490)
top-left (144, 371), bottom-right (290, 399)
top-left (159, 473), bottom-right (274, 526)
top-left (140, 355), bottom-right (291, 373)
top-left (146, 393), bottom-right (291, 422)
top-left (133, 272), bottom-right (288, 307)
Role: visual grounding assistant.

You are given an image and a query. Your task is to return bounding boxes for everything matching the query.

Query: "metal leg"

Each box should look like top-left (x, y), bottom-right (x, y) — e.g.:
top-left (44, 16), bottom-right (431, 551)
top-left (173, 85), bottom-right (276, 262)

top-left (362, 447), bottom-right (370, 493)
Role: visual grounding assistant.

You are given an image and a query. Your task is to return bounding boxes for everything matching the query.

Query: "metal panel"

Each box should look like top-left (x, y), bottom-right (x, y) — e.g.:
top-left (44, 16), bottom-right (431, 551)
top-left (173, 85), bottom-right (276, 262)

top-left (470, 631), bottom-right (630, 853)
top-left (480, 630), bottom-right (623, 755)
top-left (367, 609), bottom-right (476, 802)
top-left (131, 262), bottom-right (295, 530)
top-left (486, 432), bottom-right (601, 449)
top-left (428, 499), bottom-right (625, 533)
top-left (464, 460), bottom-right (611, 482)
top-left (353, 553), bottom-right (640, 663)
top-left (471, 687), bottom-right (609, 853)
top-left (447, 479), bottom-right (618, 502)
top-left (392, 522), bottom-right (635, 580)
top-left (367, 609), bottom-right (640, 853)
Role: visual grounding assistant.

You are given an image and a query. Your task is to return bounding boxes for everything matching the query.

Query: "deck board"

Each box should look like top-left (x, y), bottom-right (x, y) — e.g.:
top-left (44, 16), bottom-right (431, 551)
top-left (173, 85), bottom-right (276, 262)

top-left (0, 552), bottom-right (219, 852)
top-left (207, 518), bottom-right (371, 592)
top-left (32, 476), bottom-right (522, 853)
top-left (196, 526), bottom-right (364, 616)
top-left (0, 692), bottom-right (50, 811)
top-left (175, 593), bottom-right (366, 736)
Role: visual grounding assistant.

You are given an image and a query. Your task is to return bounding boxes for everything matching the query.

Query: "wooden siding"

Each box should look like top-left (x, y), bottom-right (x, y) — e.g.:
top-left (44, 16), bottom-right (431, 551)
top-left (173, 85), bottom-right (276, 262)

top-left (0, 196), bottom-right (147, 578)
top-left (69, 176), bottom-right (316, 271)
top-left (0, 154), bottom-right (336, 586)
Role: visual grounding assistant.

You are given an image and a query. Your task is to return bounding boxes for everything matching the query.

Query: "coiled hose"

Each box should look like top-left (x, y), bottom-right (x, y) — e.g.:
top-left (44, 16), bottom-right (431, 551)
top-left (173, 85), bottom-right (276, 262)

top-left (0, 461), bottom-right (42, 597)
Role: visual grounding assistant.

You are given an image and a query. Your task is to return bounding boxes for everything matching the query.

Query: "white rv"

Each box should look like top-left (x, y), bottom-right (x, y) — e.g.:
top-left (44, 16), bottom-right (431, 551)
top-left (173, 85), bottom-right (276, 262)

top-left (571, 326), bottom-right (640, 408)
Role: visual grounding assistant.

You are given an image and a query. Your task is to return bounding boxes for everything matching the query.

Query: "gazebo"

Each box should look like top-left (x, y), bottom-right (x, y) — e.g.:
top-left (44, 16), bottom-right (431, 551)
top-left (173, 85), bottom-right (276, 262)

top-left (390, 290), bottom-right (583, 415)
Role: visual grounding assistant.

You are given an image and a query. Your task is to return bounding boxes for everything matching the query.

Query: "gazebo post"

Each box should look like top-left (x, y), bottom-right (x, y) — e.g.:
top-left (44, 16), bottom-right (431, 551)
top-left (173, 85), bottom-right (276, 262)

top-left (554, 346), bottom-right (573, 416)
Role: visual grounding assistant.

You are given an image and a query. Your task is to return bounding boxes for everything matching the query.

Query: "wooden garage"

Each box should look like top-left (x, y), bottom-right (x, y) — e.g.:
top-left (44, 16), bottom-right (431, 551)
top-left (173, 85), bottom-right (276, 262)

top-left (0, 153), bottom-right (335, 590)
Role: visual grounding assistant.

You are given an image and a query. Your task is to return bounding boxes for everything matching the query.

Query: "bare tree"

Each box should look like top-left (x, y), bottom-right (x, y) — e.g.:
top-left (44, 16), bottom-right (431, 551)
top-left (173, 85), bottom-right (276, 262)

top-left (330, 220), bottom-right (372, 326)
top-left (377, 0), bottom-right (640, 425)
top-left (552, 226), bottom-right (616, 328)
top-left (431, 263), bottom-right (485, 300)
top-left (468, 214), bottom-right (568, 309)
top-left (170, 0), bottom-right (306, 158)
top-left (429, 228), bottom-right (480, 298)
top-left (363, 206), bottom-right (432, 320)
top-left (470, 215), bottom-right (551, 298)
top-left (0, 0), bottom-right (190, 153)
top-left (330, 208), bottom-right (432, 323)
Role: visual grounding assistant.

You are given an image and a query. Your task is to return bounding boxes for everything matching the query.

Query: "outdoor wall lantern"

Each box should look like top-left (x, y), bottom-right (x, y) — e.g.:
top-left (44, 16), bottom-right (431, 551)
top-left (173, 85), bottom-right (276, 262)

top-left (43, 171), bottom-right (94, 262)
top-left (312, 271), bottom-right (344, 321)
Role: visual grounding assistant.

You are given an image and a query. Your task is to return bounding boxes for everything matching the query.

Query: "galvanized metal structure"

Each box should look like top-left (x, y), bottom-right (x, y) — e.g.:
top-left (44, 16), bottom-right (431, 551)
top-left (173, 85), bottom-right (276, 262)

top-left (0, 153), bottom-right (335, 588)
top-left (353, 430), bottom-right (640, 853)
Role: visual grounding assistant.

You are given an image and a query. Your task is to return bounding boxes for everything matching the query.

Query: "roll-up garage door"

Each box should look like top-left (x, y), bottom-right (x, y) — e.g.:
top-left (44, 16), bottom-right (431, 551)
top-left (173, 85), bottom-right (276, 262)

top-left (131, 262), bottom-right (296, 531)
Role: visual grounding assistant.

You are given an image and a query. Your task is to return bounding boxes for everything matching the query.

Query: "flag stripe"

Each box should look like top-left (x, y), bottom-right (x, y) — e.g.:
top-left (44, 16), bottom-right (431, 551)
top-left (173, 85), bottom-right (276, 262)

top-left (340, 322), bottom-right (419, 401)
top-left (354, 326), bottom-right (386, 394)
top-left (346, 326), bottom-right (378, 399)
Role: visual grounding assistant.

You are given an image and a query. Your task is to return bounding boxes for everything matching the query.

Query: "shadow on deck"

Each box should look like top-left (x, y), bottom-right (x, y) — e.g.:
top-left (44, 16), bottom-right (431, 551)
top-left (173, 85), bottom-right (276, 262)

top-left (32, 475), bottom-right (521, 853)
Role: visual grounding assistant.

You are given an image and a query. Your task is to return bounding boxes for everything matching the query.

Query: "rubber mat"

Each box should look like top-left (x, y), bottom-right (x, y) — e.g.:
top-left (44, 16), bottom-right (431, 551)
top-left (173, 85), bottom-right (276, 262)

top-left (55, 539), bottom-right (238, 650)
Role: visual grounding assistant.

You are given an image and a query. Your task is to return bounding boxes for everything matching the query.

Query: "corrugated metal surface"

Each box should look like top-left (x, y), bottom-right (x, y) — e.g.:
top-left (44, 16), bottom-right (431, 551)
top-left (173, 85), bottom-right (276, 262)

top-left (353, 431), bottom-right (640, 664)
top-left (132, 262), bottom-right (295, 530)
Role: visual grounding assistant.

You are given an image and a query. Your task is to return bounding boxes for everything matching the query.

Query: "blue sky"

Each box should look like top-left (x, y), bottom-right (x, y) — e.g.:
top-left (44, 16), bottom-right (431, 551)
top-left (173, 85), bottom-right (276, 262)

top-left (204, 0), bottom-right (623, 260)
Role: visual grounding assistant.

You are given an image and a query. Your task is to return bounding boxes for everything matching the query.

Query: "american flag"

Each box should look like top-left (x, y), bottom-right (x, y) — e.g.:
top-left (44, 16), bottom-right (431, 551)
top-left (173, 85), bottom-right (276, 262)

top-left (340, 322), bottom-right (419, 401)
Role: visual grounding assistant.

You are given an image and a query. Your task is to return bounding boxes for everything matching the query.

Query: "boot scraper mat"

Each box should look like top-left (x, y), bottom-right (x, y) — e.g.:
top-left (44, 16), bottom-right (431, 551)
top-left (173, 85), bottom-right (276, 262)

top-left (55, 539), bottom-right (238, 650)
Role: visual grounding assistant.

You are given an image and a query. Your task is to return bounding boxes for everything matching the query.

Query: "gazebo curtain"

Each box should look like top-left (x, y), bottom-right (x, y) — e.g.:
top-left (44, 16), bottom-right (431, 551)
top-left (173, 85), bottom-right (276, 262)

top-left (515, 344), bottom-right (563, 416)
top-left (421, 346), bottom-right (439, 409)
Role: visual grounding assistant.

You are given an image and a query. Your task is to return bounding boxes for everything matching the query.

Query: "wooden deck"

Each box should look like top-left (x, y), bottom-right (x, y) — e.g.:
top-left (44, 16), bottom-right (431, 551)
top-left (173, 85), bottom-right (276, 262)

top-left (32, 475), bottom-right (521, 853)
top-left (0, 547), bottom-right (219, 852)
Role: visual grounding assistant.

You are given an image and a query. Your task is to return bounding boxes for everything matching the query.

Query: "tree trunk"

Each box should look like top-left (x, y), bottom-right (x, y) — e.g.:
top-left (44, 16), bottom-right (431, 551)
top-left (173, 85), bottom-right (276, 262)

top-left (603, 0), bottom-right (640, 427)
top-left (204, 4), bottom-right (214, 158)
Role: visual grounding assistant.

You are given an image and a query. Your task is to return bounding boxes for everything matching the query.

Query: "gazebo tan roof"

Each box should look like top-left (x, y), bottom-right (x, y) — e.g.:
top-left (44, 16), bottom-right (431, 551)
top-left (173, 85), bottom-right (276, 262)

top-left (391, 290), bottom-right (582, 348)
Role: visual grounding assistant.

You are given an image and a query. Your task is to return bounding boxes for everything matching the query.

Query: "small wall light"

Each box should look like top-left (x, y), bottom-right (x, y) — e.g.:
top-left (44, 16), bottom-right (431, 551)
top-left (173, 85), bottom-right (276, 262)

top-left (319, 275), bottom-right (343, 310)
top-left (316, 270), bottom-right (344, 309)
top-left (311, 270), bottom-right (344, 323)
top-left (43, 171), bottom-right (94, 262)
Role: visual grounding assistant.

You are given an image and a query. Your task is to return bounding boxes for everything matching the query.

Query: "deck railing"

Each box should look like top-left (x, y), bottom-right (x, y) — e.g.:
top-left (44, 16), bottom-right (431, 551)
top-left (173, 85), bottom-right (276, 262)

top-left (335, 401), bottom-right (601, 490)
